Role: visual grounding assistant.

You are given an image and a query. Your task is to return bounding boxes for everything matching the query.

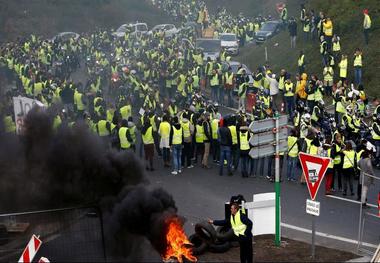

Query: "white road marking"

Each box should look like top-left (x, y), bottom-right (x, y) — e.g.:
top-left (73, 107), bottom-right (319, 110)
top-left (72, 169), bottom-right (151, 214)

top-left (326, 195), bottom-right (377, 208)
top-left (281, 222), bottom-right (378, 249)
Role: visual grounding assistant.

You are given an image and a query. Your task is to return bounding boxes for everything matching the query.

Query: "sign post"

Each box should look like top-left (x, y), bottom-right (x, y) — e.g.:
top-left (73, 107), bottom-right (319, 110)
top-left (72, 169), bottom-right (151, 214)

top-left (299, 152), bottom-right (331, 259)
top-left (249, 114), bottom-right (287, 247)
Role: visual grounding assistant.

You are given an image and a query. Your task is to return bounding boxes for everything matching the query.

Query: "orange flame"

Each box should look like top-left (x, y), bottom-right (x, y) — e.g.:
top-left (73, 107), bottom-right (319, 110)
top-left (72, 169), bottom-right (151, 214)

top-left (162, 217), bottom-right (197, 263)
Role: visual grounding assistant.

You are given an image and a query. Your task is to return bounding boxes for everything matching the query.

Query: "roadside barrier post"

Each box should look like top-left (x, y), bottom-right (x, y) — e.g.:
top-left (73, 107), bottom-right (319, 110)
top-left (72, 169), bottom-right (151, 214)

top-left (274, 112), bottom-right (281, 247)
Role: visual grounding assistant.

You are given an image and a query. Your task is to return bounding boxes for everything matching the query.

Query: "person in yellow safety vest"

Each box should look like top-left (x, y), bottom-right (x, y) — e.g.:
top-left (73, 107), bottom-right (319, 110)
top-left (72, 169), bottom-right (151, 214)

top-left (118, 119), bottom-right (133, 151)
top-left (303, 15), bottom-right (311, 41)
top-left (128, 116), bottom-right (137, 152)
top-left (353, 48), bottom-right (363, 85)
top-left (201, 112), bottom-right (212, 169)
top-left (332, 34), bottom-right (341, 62)
top-left (287, 129), bottom-right (299, 181)
top-left (331, 132), bottom-right (344, 191)
top-left (194, 116), bottom-right (205, 165)
top-left (3, 114), bottom-right (16, 133)
top-left (298, 51), bottom-right (305, 74)
top-left (342, 141), bottom-right (356, 196)
top-left (96, 115), bottom-right (111, 138)
top-left (210, 69), bottom-right (220, 102)
top-left (177, 71), bottom-right (187, 97)
top-left (159, 114), bottom-right (171, 167)
top-left (371, 115), bottom-right (380, 167)
top-left (281, 4), bottom-right (288, 26)
top-left (170, 116), bottom-right (183, 175)
top-left (224, 67), bottom-right (235, 107)
top-left (181, 115), bottom-right (194, 169)
top-left (323, 64), bottom-right (334, 96)
top-left (237, 125), bottom-right (251, 178)
top-left (33, 81), bottom-right (44, 97)
top-left (210, 113), bottom-right (220, 164)
top-left (363, 9), bottom-right (371, 45)
top-left (284, 79), bottom-right (295, 117)
top-left (205, 57), bottom-right (214, 88)
top-left (319, 140), bottom-right (335, 194)
top-left (228, 120), bottom-right (239, 171)
top-left (119, 102), bottom-right (132, 121)
top-left (93, 95), bottom-right (104, 118)
top-left (311, 100), bottom-right (324, 128)
top-left (168, 100), bottom-right (178, 118)
top-left (319, 35), bottom-right (328, 66)
top-left (141, 116), bottom-right (155, 171)
top-left (322, 17), bottom-right (333, 49)
top-left (74, 89), bottom-right (86, 115)
top-left (209, 202), bottom-right (253, 262)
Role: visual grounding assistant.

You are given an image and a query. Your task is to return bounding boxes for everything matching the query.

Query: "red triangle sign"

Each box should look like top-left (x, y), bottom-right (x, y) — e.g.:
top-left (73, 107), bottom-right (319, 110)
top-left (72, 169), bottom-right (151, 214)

top-left (299, 152), bottom-right (332, 200)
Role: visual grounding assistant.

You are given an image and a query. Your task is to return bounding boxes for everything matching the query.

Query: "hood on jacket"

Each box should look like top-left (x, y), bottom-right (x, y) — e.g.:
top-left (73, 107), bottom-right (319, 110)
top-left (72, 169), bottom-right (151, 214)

top-left (301, 73), bottom-right (308, 80)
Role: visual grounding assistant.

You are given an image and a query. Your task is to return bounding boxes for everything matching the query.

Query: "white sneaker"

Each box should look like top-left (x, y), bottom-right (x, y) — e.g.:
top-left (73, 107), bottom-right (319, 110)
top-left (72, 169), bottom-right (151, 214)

top-left (171, 171), bottom-right (178, 175)
top-left (178, 170), bottom-right (182, 173)
top-left (187, 165), bottom-right (194, 169)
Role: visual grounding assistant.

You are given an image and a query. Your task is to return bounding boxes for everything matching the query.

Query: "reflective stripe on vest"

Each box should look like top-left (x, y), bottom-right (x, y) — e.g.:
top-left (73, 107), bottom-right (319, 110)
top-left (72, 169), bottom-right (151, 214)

top-left (239, 132), bottom-right (250, 150)
top-left (119, 127), bottom-right (131, 149)
top-left (230, 210), bottom-right (247, 236)
top-left (172, 126), bottom-right (183, 145)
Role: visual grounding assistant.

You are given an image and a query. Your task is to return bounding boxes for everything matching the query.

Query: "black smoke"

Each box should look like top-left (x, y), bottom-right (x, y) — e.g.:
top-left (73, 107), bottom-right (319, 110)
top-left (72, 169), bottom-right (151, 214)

top-left (0, 107), bottom-right (179, 260)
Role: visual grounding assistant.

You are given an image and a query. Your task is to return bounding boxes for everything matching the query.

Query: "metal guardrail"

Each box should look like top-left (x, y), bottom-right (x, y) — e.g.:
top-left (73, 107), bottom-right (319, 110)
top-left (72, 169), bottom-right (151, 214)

top-left (371, 243), bottom-right (380, 263)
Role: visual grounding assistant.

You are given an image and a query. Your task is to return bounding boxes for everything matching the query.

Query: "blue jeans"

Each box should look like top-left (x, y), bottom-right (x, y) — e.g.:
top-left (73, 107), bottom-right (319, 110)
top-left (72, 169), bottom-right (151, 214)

top-left (219, 145), bottom-right (232, 175)
top-left (287, 157), bottom-right (298, 180)
top-left (374, 140), bottom-right (380, 165)
top-left (211, 85), bottom-right (218, 101)
top-left (172, 144), bottom-right (182, 171)
top-left (354, 67), bottom-right (362, 85)
top-left (240, 154), bottom-right (249, 177)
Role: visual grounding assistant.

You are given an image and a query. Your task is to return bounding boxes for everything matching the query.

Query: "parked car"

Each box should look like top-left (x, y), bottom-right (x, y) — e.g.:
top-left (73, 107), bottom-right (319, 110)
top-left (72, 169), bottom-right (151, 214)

top-left (112, 22), bottom-right (148, 38)
top-left (51, 32), bottom-right (80, 42)
top-left (196, 38), bottom-right (221, 61)
top-left (219, 33), bottom-right (239, 55)
top-left (255, 20), bottom-right (281, 44)
top-left (148, 24), bottom-right (180, 38)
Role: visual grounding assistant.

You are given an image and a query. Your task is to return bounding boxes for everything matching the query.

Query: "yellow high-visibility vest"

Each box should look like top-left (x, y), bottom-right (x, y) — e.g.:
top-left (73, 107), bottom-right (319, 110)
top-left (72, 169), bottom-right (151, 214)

top-left (354, 54), bottom-right (362, 67)
top-left (172, 126), bottom-right (183, 145)
top-left (298, 54), bottom-right (305, 66)
top-left (142, 126), bottom-right (154, 144)
top-left (287, 136), bottom-right (298, 157)
top-left (228, 125), bottom-right (238, 145)
top-left (159, 121), bottom-right (171, 139)
top-left (230, 210), bottom-right (247, 236)
top-left (119, 127), bottom-right (131, 149)
top-left (343, 150), bottom-right (355, 169)
top-left (239, 132), bottom-right (250, 150)
top-left (195, 124), bottom-right (204, 143)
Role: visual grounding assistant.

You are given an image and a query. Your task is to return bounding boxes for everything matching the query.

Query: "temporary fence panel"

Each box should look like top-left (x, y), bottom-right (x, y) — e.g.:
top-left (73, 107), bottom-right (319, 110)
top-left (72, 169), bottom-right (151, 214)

top-left (0, 207), bottom-right (106, 262)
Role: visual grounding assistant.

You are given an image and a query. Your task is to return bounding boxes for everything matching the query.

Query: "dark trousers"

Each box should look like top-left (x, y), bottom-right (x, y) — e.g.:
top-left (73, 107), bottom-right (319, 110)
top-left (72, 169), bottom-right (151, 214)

top-left (238, 235), bottom-right (253, 263)
top-left (342, 167), bottom-right (354, 194)
top-left (212, 139), bottom-right (220, 161)
top-left (162, 147), bottom-right (170, 164)
top-left (333, 165), bottom-right (343, 190)
top-left (182, 142), bottom-right (192, 167)
top-left (364, 29), bottom-right (369, 45)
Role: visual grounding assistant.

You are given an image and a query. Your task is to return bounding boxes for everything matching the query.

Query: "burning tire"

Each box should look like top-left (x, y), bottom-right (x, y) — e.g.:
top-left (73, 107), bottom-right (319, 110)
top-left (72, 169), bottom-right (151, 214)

top-left (195, 221), bottom-right (217, 243)
top-left (189, 234), bottom-right (208, 255)
top-left (208, 240), bottom-right (230, 253)
top-left (216, 225), bottom-right (235, 242)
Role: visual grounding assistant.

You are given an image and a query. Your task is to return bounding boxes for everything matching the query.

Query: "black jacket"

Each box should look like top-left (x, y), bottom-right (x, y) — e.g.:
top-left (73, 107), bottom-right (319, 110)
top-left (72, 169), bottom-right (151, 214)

top-left (218, 126), bottom-right (232, 146)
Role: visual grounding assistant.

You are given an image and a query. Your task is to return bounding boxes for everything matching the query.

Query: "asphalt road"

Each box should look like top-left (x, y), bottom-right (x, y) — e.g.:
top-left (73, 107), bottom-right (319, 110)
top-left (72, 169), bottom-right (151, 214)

top-left (144, 152), bottom-right (380, 254)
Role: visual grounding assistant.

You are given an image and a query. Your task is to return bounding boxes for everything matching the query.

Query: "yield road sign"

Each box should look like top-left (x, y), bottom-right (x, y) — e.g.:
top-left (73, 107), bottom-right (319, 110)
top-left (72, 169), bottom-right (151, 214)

top-left (299, 152), bottom-right (331, 201)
